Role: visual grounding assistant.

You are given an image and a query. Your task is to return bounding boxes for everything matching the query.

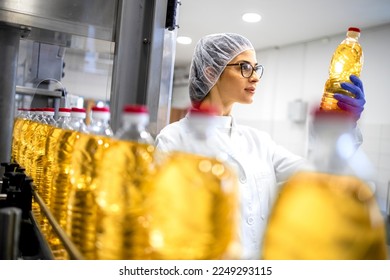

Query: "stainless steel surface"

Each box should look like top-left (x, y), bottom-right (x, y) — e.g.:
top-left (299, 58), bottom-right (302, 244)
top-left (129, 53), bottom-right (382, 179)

top-left (26, 42), bottom-right (65, 84)
top-left (16, 84), bottom-right (67, 112)
top-left (0, 207), bottom-right (22, 260)
top-left (0, 25), bottom-right (19, 164)
top-left (1, 0), bottom-right (177, 149)
top-left (0, 0), bottom-right (118, 42)
top-left (146, 1), bottom-right (177, 136)
top-left (16, 85), bottom-right (64, 98)
top-left (152, 28), bottom-right (177, 136)
top-left (32, 190), bottom-right (84, 260)
top-left (110, 0), bottom-right (170, 134)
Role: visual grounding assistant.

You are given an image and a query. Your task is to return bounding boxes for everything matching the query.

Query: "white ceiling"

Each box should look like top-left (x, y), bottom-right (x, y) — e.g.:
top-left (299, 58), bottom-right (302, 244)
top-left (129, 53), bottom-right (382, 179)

top-left (174, 0), bottom-right (390, 67)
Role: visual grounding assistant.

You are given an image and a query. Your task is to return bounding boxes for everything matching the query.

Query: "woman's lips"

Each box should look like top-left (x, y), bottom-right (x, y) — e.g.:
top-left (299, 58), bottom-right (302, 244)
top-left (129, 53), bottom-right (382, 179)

top-left (245, 87), bottom-right (256, 93)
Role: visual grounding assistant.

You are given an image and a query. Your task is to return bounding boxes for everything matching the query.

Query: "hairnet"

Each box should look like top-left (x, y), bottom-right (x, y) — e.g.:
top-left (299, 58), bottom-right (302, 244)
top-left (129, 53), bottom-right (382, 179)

top-left (189, 33), bottom-right (255, 105)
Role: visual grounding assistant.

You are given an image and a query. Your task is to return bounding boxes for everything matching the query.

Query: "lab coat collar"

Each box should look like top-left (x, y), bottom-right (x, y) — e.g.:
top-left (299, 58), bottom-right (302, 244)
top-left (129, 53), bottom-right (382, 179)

top-left (184, 112), bottom-right (242, 137)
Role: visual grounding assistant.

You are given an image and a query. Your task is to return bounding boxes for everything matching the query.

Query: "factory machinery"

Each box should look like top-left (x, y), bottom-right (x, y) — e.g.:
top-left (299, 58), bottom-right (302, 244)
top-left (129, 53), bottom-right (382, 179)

top-left (0, 0), bottom-right (179, 259)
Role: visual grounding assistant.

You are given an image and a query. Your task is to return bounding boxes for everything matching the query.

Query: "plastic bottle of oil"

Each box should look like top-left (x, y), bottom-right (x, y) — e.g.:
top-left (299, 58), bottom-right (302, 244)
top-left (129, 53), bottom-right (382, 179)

top-left (320, 27), bottom-right (364, 111)
top-left (66, 128), bottom-right (113, 259)
top-left (93, 104), bottom-right (155, 260)
top-left (30, 108), bottom-right (57, 235)
top-left (262, 109), bottom-right (388, 260)
top-left (66, 106), bottom-right (115, 259)
top-left (48, 110), bottom-right (81, 238)
top-left (148, 107), bottom-right (240, 260)
top-left (43, 108), bottom-right (71, 208)
top-left (42, 109), bottom-right (72, 258)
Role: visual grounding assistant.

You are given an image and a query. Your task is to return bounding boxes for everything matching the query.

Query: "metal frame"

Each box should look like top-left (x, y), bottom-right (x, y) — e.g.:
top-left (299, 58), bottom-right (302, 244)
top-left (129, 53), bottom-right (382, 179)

top-left (0, 0), bottom-right (176, 160)
top-left (109, 0), bottom-right (171, 134)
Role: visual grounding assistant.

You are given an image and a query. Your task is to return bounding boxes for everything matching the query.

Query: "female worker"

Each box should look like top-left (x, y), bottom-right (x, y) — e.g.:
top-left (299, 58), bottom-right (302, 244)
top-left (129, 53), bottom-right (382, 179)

top-left (155, 33), bottom-right (366, 259)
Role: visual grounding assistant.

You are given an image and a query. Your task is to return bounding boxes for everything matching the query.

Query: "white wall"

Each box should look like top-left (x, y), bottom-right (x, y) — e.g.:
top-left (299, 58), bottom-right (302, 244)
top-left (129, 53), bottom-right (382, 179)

top-left (231, 23), bottom-right (390, 211)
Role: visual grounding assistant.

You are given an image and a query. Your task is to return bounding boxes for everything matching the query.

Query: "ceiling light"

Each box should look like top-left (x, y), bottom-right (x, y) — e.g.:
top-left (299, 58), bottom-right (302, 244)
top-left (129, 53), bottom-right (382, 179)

top-left (177, 36), bottom-right (192, 45)
top-left (242, 12), bottom-right (261, 23)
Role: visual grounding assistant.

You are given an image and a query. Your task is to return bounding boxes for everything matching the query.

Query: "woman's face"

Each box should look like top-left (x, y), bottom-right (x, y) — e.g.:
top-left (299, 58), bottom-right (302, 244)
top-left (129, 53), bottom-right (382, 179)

top-left (214, 49), bottom-right (260, 106)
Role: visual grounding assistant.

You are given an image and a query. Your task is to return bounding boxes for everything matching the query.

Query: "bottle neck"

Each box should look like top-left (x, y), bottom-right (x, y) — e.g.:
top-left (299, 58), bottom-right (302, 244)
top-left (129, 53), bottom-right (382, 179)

top-left (347, 30), bottom-right (360, 41)
top-left (116, 121), bottom-right (153, 144)
top-left (69, 116), bottom-right (87, 132)
top-left (122, 121), bottom-right (147, 131)
top-left (70, 116), bottom-right (85, 123)
top-left (33, 111), bottom-right (44, 122)
top-left (179, 114), bottom-right (220, 158)
top-left (88, 118), bottom-right (113, 136)
top-left (90, 118), bottom-right (111, 126)
top-left (56, 115), bottom-right (70, 128)
top-left (43, 113), bottom-right (56, 125)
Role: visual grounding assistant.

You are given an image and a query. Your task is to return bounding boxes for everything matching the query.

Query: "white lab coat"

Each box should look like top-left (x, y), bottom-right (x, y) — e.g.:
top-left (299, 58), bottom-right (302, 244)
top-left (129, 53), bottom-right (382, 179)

top-left (155, 114), bottom-right (307, 259)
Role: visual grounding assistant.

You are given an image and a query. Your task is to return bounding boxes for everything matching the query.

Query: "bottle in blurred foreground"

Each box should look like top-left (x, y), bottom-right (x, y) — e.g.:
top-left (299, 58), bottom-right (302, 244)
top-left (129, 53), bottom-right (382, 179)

top-left (148, 107), bottom-right (240, 259)
top-left (262, 109), bottom-right (387, 260)
top-left (95, 104), bottom-right (155, 260)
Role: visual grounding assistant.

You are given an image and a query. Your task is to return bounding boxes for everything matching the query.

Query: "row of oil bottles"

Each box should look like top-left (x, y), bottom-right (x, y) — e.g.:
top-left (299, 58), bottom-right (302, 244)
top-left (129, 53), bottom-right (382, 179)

top-left (11, 105), bottom-right (239, 260)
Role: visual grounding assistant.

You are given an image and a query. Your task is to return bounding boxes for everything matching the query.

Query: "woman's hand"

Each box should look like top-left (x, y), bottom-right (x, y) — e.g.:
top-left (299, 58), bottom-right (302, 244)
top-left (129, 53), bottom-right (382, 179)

top-left (334, 75), bottom-right (366, 121)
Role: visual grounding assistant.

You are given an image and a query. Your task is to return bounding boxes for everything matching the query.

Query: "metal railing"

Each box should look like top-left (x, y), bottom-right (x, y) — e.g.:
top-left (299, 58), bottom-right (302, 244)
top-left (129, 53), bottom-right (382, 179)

top-left (32, 189), bottom-right (84, 260)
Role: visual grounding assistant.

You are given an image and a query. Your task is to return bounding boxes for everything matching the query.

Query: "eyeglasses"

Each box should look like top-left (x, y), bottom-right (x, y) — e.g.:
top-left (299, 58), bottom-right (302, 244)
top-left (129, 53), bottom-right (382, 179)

top-left (226, 62), bottom-right (264, 79)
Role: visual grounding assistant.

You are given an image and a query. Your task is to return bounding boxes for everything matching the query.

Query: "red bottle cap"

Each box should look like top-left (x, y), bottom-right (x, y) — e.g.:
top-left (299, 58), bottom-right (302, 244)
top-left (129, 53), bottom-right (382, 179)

top-left (71, 107), bottom-right (86, 113)
top-left (59, 108), bottom-right (71, 113)
top-left (348, 27), bottom-right (360, 33)
top-left (92, 106), bottom-right (110, 112)
top-left (123, 104), bottom-right (148, 113)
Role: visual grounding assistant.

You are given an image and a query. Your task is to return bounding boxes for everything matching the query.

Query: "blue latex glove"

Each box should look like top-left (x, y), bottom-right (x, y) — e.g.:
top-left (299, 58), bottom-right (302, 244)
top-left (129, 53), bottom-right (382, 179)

top-left (334, 75), bottom-right (366, 121)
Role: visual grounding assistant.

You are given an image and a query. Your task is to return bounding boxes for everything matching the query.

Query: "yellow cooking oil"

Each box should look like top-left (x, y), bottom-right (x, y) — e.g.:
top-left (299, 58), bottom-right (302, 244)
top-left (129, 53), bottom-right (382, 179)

top-left (11, 115), bottom-right (24, 163)
top-left (45, 127), bottom-right (75, 259)
top-left (46, 128), bottom-right (78, 259)
top-left (32, 123), bottom-right (54, 197)
top-left (66, 133), bottom-right (111, 260)
top-left (321, 27), bottom-right (363, 111)
top-left (30, 122), bottom-right (56, 235)
top-left (20, 118), bottom-right (39, 175)
top-left (49, 129), bottom-right (79, 227)
top-left (95, 139), bottom-right (155, 260)
top-left (262, 171), bottom-right (388, 260)
top-left (16, 118), bottom-right (32, 167)
top-left (19, 118), bottom-right (42, 221)
top-left (146, 151), bottom-right (239, 260)
top-left (41, 126), bottom-right (63, 209)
